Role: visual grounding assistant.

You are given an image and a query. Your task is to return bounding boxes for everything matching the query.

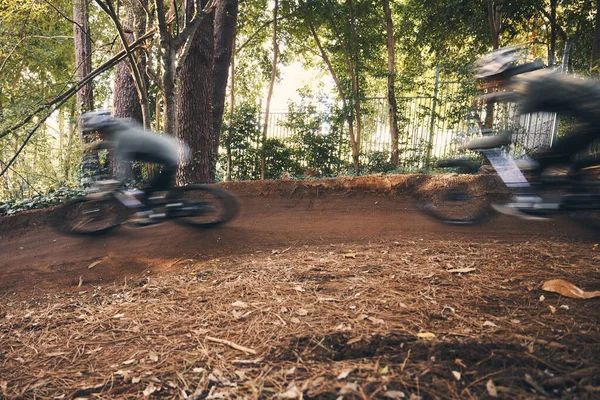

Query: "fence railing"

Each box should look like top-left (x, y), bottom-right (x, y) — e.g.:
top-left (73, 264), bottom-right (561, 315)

top-left (257, 81), bottom-right (556, 171)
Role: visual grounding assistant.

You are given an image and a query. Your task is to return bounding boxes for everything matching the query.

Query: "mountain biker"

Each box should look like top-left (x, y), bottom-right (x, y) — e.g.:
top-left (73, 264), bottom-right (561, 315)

top-left (81, 110), bottom-right (191, 223)
top-left (475, 47), bottom-right (600, 219)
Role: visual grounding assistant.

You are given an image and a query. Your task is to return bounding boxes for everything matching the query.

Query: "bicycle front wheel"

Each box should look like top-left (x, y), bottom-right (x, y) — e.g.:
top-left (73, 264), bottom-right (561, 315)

top-left (48, 196), bottom-right (130, 235)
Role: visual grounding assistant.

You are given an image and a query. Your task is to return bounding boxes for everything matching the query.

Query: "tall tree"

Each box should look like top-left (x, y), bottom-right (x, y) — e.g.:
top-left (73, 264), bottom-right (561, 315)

top-left (592, 0), bottom-right (600, 76)
top-left (176, 0), bottom-right (215, 184)
top-left (113, 0), bottom-right (147, 123)
top-left (212, 0), bottom-right (238, 168)
top-left (382, 0), bottom-right (399, 166)
top-left (261, 0), bottom-right (279, 180)
top-left (73, 0), bottom-right (94, 136)
top-left (73, 0), bottom-right (99, 185)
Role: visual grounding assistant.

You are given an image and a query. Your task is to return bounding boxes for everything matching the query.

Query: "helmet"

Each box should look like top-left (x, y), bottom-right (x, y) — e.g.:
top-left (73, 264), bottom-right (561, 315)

top-left (80, 110), bottom-right (115, 132)
top-left (473, 44), bottom-right (524, 79)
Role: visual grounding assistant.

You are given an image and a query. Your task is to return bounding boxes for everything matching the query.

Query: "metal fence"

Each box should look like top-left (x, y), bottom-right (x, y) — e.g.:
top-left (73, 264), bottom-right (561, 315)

top-left (258, 78), bottom-right (556, 171)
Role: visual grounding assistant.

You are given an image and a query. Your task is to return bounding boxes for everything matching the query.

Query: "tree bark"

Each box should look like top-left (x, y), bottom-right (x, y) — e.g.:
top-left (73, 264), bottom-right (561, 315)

top-left (113, 0), bottom-right (147, 123)
top-left (383, 0), bottom-right (399, 166)
top-left (73, 0), bottom-right (94, 139)
top-left (261, 0), bottom-right (279, 180)
top-left (212, 0), bottom-right (238, 167)
top-left (592, 0), bottom-right (600, 76)
top-left (73, 0), bottom-right (98, 185)
top-left (548, 0), bottom-right (557, 66)
top-left (485, 0), bottom-right (501, 129)
top-left (176, 0), bottom-right (215, 184)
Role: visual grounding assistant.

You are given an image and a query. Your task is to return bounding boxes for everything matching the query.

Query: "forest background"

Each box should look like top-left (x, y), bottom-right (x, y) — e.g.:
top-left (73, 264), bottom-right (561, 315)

top-left (0, 0), bottom-right (599, 214)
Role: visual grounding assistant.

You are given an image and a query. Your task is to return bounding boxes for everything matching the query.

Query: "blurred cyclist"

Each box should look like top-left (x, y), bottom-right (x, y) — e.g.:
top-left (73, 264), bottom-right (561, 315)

top-left (81, 110), bottom-right (191, 223)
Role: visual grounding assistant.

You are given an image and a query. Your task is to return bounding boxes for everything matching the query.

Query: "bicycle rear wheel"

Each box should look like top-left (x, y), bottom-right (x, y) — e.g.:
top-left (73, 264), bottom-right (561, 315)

top-left (48, 196), bottom-right (130, 235)
top-left (171, 185), bottom-right (239, 228)
top-left (418, 185), bottom-right (493, 225)
top-left (568, 162), bottom-right (600, 231)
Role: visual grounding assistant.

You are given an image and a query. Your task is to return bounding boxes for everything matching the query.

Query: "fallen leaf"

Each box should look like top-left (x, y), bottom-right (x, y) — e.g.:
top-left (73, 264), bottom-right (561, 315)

top-left (483, 321), bottom-right (498, 328)
top-left (486, 379), bottom-right (498, 398)
top-left (113, 313), bottom-right (125, 319)
top-left (416, 332), bottom-right (435, 340)
top-left (542, 279), bottom-right (600, 299)
top-left (380, 366), bottom-right (389, 375)
top-left (539, 295), bottom-right (545, 302)
top-left (447, 267), bottom-right (476, 274)
top-left (383, 390), bottom-right (406, 399)
top-left (337, 369), bottom-right (353, 380)
top-left (548, 305), bottom-right (557, 314)
top-left (132, 376), bottom-right (141, 383)
top-left (452, 371), bottom-right (461, 380)
top-left (231, 301), bottom-right (248, 308)
top-left (143, 382), bottom-right (157, 397)
top-left (277, 383), bottom-right (302, 399)
top-left (340, 382), bottom-right (360, 395)
top-left (148, 351), bottom-right (159, 363)
top-left (367, 316), bottom-right (385, 325)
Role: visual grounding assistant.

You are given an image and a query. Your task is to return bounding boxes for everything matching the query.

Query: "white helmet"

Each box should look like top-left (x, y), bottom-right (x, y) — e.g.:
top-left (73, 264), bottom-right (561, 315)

top-left (473, 45), bottom-right (524, 79)
top-left (80, 110), bottom-right (115, 132)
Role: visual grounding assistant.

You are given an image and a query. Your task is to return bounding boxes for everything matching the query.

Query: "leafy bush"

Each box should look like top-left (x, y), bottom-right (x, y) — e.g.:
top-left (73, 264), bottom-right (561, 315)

top-left (220, 104), bottom-right (262, 180)
top-left (284, 101), bottom-right (350, 177)
top-left (362, 151), bottom-right (397, 174)
top-left (0, 187), bottom-right (84, 216)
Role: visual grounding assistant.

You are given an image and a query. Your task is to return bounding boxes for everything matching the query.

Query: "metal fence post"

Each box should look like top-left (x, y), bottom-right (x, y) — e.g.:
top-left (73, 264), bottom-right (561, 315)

top-left (550, 40), bottom-right (571, 146)
top-left (425, 65), bottom-right (441, 171)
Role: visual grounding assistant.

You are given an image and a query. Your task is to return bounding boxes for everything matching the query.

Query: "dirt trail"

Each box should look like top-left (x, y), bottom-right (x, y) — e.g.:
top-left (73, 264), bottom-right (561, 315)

top-left (0, 181), bottom-right (591, 296)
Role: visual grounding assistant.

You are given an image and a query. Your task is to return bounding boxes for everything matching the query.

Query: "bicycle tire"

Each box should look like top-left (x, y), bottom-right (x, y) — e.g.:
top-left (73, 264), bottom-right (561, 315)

top-left (48, 196), bottom-right (130, 235)
top-left (418, 185), bottom-right (494, 225)
top-left (171, 185), bottom-right (239, 228)
top-left (568, 161), bottom-right (600, 232)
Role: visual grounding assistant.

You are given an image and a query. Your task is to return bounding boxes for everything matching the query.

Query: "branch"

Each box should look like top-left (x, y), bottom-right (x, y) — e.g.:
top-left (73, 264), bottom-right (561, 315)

top-left (171, 0), bottom-right (216, 49)
top-left (538, 7), bottom-right (568, 42)
top-left (42, 0), bottom-right (93, 43)
top-left (95, 0), bottom-right (150, 126)
top-left (0, 31), bottom-right (155, 142)
top-left (0, 159), bottom-right (42, 195)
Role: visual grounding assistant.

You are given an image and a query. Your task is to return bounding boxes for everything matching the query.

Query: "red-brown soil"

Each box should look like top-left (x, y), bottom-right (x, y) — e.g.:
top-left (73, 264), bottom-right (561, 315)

top-left (0, 175), bottom-right (599, 399)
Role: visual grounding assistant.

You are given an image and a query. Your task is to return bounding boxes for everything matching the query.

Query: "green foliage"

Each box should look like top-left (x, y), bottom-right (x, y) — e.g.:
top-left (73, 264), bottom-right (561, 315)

top-left (220, 104), bottom-right (262, 180)
top-left (284, 98), bottom-right (350, 177)
top-left (362, 151), bottom-right (396, 174)
top-left (0, 186), bottom-right (84, 216)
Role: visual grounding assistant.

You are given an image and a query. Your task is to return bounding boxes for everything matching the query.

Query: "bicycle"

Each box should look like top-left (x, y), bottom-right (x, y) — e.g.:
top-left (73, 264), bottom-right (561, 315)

top-left (47, 176), bottom-right (239, 235)
top-left (418, 45), bottom-right (600, 231)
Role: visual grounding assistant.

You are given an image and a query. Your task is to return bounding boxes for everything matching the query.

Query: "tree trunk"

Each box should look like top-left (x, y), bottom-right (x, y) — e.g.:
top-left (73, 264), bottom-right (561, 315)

top-left (73, 0), bottom-right (94, 133)
top-left (592, 0), bottom-right (600, 76)
top-left (226, 30), bottom-right (236, 182)
top-left (212, 0), bottom-right (238, 168)
top-left (383, 0), bottom-right (399, 166)
top-left (176, 0), bottom-right (215, 184)
top-left (261, 0), bottom-right (279, 180)
top-left (485, 0), bottom-right (501, 129)
top-left (73, 0), bottom-right (98, 185)
top-left (113, 0), bottom-right (146, 123)
top-left (548, 0), bottom-right (557, 66)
